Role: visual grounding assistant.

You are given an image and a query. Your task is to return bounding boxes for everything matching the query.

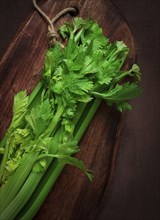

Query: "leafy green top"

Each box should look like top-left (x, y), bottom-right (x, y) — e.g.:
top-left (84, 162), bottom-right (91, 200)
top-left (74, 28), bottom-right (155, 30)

top-left (43, 18), bottom-right (142, 114)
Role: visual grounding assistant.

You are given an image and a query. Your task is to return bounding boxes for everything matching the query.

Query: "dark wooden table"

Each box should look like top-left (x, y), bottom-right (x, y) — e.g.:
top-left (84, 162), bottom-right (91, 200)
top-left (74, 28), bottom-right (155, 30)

top-left (0, 1), bottom-right (160, 220)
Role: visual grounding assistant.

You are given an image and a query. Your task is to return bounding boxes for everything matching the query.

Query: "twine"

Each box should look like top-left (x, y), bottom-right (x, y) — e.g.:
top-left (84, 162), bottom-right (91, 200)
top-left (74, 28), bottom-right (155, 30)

top-left (32, 0), bottom-right (77, 46)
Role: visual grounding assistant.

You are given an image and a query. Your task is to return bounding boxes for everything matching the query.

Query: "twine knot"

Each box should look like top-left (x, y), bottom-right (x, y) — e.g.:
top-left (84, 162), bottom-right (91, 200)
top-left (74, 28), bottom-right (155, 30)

top-left (47, 25), bottom-right (59, 45)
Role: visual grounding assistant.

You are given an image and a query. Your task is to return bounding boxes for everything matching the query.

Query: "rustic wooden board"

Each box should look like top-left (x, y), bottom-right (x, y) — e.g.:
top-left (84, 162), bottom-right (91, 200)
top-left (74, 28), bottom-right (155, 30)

top-left (0, 0), bottom-right (136, 219)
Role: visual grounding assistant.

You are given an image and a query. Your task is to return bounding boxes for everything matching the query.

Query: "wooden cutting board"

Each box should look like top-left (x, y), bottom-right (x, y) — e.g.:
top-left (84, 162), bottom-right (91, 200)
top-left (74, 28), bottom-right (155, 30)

top-left (0, 0), bottom-right (136, 219)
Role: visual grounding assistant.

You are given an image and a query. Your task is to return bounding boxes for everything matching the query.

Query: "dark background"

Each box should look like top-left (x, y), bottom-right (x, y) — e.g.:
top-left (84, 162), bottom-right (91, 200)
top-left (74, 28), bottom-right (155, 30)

top-left (0, 0), bottom-right (159, 220)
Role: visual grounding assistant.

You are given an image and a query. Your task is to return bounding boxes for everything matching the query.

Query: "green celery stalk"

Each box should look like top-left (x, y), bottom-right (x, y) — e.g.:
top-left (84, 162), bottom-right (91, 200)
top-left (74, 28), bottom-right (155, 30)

top-left (16, 99), bottom-right (100, 220)
top-left (28, 82), bottom-right (43, 107)
top-left (0, 102), bottom-right (88, 219)
top-left (0, 129), bottom-right (61, 219)
top-left (42, 104), bottom-right (64, 137)
top-left (0, 152), bottom-right (39, 213)
top-left (18, 161), bottom-right (62, 220)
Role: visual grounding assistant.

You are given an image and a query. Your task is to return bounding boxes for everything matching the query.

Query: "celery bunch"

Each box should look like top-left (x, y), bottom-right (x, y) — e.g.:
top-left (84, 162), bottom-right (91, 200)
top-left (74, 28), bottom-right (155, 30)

top-left (0, 18), bottom-right (142, 219)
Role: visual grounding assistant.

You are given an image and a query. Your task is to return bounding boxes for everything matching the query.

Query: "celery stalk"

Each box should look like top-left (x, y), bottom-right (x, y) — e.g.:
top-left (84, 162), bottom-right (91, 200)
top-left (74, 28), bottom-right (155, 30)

top-left (0, 102), bottom-right (88, 219)
top-left (17, 99), bottom-right (100, 220)
top-left (0, 153), bottom-right (39, 213)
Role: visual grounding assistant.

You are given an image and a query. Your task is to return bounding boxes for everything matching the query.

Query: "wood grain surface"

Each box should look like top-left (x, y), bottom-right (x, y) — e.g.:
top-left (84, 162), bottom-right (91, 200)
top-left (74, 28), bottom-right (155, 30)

top-left (0, 0), bottom-right (137, 219)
